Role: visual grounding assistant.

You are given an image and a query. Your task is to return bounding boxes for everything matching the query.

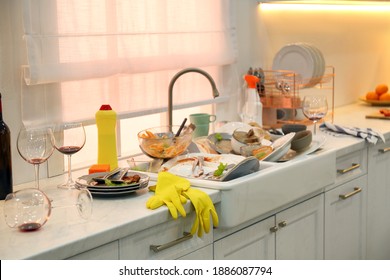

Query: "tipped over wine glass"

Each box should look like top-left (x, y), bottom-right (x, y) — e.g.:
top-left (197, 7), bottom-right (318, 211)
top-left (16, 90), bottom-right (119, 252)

top-left (3, 188), bottom-right (93, 232)
top-left (17, 126), bottom-right (54, 190)
top-left (302, 95), bottom-right (328, 135)
top-left (51, 122), bottom-right (86, 189)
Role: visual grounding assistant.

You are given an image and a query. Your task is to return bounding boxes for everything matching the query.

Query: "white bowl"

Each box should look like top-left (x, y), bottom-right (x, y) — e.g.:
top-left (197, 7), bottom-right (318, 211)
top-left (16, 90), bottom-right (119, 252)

top-left (231, 127), bottom-right (265, 155)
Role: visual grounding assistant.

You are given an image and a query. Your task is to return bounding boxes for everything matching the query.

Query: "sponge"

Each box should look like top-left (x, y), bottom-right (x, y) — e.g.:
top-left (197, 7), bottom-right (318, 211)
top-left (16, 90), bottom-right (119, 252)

top-left (89, 164), bottom-right (110, 174)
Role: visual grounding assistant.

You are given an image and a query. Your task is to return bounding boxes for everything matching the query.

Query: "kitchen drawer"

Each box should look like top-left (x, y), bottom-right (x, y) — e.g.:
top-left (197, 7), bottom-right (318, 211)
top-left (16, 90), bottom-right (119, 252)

top-left (335, 148), bottom-right (367, 186)
top-left (67, 240), bottom-right (119, 260)
top-left (119, 211), bottom-right (213, 259)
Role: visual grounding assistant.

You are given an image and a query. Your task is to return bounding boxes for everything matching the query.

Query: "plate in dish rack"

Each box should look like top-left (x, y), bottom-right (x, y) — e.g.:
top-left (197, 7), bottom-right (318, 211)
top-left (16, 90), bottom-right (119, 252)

top-left (272, 44), bottom-right (315, 87)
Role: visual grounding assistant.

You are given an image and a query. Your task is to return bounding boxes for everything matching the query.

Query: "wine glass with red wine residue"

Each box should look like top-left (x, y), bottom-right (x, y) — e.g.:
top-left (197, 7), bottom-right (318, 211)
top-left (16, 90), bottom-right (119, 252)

top-left (17, 126), bottom-right (55, 190)
top-left (51, 122), bottom-right (86, 189)
top-left (302, 95), bottom-right (328, 135)
top-left (3, 188), bottom-right (93, 232)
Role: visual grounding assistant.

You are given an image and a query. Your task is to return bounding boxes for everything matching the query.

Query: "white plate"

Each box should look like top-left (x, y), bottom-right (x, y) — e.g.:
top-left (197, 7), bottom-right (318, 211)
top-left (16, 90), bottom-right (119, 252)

top-left (160, 153), bottom-right (259, 181)
top-left (76, 171), bottom-right (149, 190)
top-left (295, 135), bottom-right (326, 157)
top-left (278, 135), bottom-right (326, 162)
top-left (272, 44), bottom-right (315, 87)
top-left (215, 122), bottom-right (252, 134)
top-left (263, 133), bottom-right (296, 162)
top-left (298, 43), bottom-right (325, 87)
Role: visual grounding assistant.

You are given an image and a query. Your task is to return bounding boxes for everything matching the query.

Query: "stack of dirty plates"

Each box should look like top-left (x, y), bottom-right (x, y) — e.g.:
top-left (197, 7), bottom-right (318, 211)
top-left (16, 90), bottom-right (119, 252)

top-left (272, 43), bottom-right (325, 88)
top-left (76, 171), bottom-right (149, 197)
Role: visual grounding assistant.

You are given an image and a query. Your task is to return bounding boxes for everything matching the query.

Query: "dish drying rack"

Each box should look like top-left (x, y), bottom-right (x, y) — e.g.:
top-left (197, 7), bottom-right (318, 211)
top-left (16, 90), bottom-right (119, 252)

top-left (260, 66), bottom-right (335, 129)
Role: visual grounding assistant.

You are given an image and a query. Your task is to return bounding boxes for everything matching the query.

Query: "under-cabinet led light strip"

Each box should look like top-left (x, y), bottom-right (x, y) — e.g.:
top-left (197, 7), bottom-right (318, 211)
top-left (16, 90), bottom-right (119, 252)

top-left (258, 1), bottom-right (390, 12)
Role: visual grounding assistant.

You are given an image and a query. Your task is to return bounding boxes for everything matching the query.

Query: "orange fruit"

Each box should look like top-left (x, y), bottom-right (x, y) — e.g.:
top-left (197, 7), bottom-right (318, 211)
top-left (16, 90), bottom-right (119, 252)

top-left (375, 84), bottom-right (388, 95)
top-left (366, 91), bottom-right (379, 100)
top-left (379, 92), bottom-right (390, 101)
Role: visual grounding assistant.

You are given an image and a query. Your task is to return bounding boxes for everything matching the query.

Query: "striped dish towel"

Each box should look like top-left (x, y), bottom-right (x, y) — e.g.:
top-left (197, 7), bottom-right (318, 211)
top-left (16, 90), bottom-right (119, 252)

top-left (320, 122), bottom-right (385, 144)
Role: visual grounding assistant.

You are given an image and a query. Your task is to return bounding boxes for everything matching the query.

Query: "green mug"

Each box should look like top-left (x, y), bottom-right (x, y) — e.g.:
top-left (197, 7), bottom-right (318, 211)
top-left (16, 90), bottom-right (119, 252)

top-left (189, 113), bottom-right (217, 138)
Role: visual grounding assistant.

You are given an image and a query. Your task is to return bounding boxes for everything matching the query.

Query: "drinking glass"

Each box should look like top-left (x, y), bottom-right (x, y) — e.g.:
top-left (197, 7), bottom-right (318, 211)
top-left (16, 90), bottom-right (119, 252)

top-left (302, 95), bottom-right (328, 135)
top-left (3, 188), bottom-right (93, 232)
top-left (17, 126), bottom-right (54, 190)
top-left (51, 122), bottom-right (86, 188)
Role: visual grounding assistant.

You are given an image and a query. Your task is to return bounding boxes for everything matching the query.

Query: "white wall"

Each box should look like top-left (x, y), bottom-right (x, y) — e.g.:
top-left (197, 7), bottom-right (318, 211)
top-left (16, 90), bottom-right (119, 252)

top-left (2, 0), bottom-right (390, 185)
top-left (235, 1), bottom-right (390, 107)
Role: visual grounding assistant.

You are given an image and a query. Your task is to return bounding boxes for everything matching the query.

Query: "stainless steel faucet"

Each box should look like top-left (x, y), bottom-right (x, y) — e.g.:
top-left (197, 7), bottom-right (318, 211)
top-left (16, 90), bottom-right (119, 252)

top-left (168, 67), bottom-right (220, 127)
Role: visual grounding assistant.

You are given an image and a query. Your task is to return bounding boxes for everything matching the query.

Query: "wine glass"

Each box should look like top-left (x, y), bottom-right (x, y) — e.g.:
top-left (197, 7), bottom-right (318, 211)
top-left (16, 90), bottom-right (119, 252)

top-left (3, 188), bottom-right (93, 232)
top-left (51, 122), bottom-right (86, 189)
top-left (17, 126), bottom-right (55, 190)
top-left (302, 95), bottom-right (328, 135)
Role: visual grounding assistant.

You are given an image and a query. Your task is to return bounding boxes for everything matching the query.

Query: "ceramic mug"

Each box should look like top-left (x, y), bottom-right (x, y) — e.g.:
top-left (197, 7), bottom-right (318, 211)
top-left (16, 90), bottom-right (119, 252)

top-left (189, 113), bottom-right (217, 138)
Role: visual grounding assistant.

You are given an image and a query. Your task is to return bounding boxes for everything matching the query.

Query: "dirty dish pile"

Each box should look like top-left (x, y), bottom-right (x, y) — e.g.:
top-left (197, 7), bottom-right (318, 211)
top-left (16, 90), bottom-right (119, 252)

top-left (76, 170), bottom-right (149, 197)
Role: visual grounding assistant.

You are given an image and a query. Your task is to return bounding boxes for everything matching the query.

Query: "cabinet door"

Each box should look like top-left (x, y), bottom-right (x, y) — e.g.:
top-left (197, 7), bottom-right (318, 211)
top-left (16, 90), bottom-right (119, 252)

top-left (325, 175), bottom-right (367, 260)
top-left (119, 211), bottom-right (213, 260)
top-left (367, 143), bottom-right (390, 259)
top-left (213, 216), bottom-right (275, 260)
top-left (178, 244), bottom-right (213, 260)
top-left (276, 194), bottom-right (324, 260)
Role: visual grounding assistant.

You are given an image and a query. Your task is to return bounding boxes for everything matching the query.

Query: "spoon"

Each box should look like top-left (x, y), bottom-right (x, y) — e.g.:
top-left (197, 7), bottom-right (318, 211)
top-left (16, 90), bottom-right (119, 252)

top-left (108, 168), bottom-right (130, 184)
top-left (91, 167), bottom-right (122, 184)
top-left (175, 118), bottom-right (187, 137)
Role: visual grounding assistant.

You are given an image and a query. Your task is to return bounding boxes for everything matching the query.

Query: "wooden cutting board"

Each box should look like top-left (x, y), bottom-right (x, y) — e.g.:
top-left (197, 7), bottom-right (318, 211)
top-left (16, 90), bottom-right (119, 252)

top-left (366, 114), bottom-right (390, 120)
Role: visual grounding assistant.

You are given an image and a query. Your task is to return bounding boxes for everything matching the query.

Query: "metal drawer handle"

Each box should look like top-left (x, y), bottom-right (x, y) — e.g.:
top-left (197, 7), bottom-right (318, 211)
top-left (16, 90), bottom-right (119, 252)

top-left (269, 226), bottom-right (278, 233)
top-left (379, 147), bottom-right (390, 153)
top-left (278, 221), bottom-right (287, 228)
top-left (339, 187), bottom-right (362, 200)
top-left (337, 163), bottom-right (360, 174)
top-left (150, 232), bottom-right (193, 253)
top-left (269, 226), bottom-right (279, 232)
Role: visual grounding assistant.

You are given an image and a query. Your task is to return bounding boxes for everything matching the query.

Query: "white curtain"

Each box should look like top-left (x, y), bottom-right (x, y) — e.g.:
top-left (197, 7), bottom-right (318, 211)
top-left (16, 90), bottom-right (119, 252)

top-left (21, 0), bottom-right (237, 123)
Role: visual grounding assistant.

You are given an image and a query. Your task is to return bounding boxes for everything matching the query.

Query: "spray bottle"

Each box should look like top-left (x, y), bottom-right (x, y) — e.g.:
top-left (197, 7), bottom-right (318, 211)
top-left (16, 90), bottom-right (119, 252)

top-left (242, 71), bottom-right (263, 126)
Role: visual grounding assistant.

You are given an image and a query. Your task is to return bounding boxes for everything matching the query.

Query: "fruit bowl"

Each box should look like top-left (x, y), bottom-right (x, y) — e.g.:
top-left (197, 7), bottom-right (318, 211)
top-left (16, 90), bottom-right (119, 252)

top-left (138, 125), bottom-right (194, 159)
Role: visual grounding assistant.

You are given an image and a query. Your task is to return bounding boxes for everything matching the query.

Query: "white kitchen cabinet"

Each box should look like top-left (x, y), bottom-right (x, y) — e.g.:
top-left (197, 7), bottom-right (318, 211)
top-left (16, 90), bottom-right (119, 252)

top-left (324, 175), bottom-right (367, 259)
top-left (275, 193), bottom-right (324, 259)
top-left (178, 244), bottom-right (213, 260)
top-left (67, 241), bottom-right (119, 260)
top-left (119, 211), bottom-right (213, 260)
top-left (214, 194), bottom-right (324, 260)
top-left (367, 142), bottom-right (390, 259)
top-left (214, 216), bottom-right (275, 260)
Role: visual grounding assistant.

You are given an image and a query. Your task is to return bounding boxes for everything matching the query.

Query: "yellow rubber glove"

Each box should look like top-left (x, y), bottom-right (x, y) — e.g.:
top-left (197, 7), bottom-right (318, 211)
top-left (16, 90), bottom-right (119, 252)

top-left (146, 172), bottom-right (190, 219)
top-left (183, 188), bottom-right (219, 237)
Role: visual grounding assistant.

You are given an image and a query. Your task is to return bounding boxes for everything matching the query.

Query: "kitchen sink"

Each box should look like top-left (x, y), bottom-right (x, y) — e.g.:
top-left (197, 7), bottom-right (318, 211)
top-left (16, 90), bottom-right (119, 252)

top-left (192, 150), bottom-right (336, 228)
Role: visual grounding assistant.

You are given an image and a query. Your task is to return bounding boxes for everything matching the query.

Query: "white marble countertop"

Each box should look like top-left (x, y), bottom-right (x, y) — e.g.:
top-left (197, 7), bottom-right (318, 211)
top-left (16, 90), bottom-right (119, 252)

top-left (0, 168), bottom-right (221, 260)
top-left (1, 101), bottom-right (389, 260)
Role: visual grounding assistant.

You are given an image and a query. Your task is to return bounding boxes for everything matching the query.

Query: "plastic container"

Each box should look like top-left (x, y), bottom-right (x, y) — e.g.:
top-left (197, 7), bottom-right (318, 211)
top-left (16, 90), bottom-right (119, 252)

top-left (242, 75), bottom-right (263, 126)
top-left (95, 104), bottom-right (118, 170)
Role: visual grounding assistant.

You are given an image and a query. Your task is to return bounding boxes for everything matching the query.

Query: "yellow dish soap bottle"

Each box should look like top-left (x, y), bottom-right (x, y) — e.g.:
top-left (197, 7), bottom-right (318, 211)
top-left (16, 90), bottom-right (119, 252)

top-left (96, 104), bottom-right (118, 170)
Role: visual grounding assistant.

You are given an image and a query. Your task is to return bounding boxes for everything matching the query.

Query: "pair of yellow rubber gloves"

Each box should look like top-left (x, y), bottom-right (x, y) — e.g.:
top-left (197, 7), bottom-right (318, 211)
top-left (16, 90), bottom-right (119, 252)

top-left (146, 172), bottom-right (218, 237)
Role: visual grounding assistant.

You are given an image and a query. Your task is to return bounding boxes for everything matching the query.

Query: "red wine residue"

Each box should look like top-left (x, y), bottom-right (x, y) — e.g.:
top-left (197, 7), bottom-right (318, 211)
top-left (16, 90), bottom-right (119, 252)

top-left (58, 146), bottom-right (82, 155)
top-left (18, 222), bottom-right (42, 232)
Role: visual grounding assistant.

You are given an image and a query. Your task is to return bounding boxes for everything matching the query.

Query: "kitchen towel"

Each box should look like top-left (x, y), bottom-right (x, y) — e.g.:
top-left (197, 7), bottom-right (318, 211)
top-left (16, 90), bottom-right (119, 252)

top-left (320, 122), bottom-right (385, 144)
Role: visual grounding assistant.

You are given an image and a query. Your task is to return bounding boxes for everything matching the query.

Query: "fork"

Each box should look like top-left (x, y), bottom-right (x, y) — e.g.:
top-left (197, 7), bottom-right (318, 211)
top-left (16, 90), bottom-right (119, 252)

top-left (192, 156), bottom-right (204, 177)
